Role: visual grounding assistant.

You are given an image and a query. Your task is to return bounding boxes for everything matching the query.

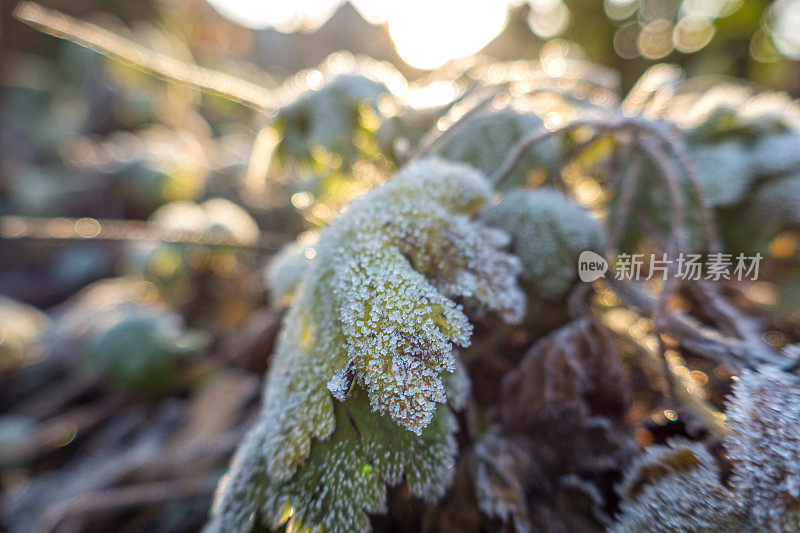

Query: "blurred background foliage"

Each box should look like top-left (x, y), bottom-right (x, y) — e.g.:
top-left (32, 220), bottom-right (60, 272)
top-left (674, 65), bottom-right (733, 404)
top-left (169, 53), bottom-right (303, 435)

top-left (0, 0), bottom-right (798, 531)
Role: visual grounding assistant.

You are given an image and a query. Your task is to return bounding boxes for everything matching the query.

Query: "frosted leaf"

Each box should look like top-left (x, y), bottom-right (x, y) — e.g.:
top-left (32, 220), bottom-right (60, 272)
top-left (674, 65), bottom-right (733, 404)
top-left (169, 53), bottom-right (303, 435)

top-left (274, 74), bottom-right (388, 170)
top-left (84, 308), bottom-right (209, 393)
top-left (442, 355), bottom-right (470, 411)
top-left (259, 158), bottom-right (520, 480)
top-left (726, 366), bottom-right (800, 530)
top-left (471, 431), bottom-right (532, 533)
top-left (482, 189), bottom-right (604, 300)
top-left (259, 387), bottom-right (458, 532)
top-left (207, 386), bottom-right (458, 533)
top-left (610, 449), bottom-right (742, 533)
top-left (616, 438), bottom-right (720, 502)
top-left (205, 423), bottom-right (269, 533)
top-left (264, 231), bottom-right (319, 306)
top-left (611, 367), bottom-right (800, 532)
top-left (209, 158), bottom-right (522, 531)
top-left (433, 108), bottom-right (561, 187)
top-left (752, 132), bottom-right (800, 177)
top-left (333, 244), bottom-right (471, 433)
top-left (689, 140), bottom-right (754, 207)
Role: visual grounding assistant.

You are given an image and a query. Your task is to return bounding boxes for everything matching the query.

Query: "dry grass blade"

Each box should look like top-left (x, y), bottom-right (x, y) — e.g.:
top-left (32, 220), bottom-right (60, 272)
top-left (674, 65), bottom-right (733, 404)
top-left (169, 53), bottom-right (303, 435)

top-left (40, 476), bottom-right (219, 533)
top-left (0, 215), bottom-right (285, 252)
top-left (13, 1), bottom-right (277, 111)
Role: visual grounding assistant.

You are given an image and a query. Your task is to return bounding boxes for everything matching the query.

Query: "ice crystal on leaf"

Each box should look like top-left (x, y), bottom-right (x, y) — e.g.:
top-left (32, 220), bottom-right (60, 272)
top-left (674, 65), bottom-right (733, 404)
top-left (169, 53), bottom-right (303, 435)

top-left (610, 439), bottom-right (742, 533)
top-left (612, 366), bottom-right (800, 532)
top-left (482, 189), bottom-right (604, 300)
top-left (725, 366), bottom-right (800, 529)
top-left (207, 158), bottom-right (524, 532)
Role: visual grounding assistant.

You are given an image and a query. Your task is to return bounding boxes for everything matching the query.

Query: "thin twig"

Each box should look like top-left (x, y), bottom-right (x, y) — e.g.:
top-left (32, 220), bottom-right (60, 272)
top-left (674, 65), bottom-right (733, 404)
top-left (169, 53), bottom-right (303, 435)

top-left (607, 154), bottom-right (644, 251)
top-left (636, 135), bottom-right (689, 254)
top-left (664, 132), bottom-right (723, 254)
top-left (13, 1), bottom-right (277, 111)
top-left (491, 116), bottom-right (627, 187)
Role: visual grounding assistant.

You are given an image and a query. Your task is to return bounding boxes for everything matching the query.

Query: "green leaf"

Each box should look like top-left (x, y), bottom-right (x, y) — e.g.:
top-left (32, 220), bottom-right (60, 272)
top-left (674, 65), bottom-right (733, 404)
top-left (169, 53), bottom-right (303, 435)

top-left (208, 158), bottom-right (524, 532)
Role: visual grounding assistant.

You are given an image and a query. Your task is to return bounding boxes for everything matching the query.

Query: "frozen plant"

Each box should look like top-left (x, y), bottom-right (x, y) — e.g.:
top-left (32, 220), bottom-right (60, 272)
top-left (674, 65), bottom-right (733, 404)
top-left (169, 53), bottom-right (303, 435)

top-left (612, 366), bottom-right (800, 532)
top-left (207, 158), bottom-right (524, 532)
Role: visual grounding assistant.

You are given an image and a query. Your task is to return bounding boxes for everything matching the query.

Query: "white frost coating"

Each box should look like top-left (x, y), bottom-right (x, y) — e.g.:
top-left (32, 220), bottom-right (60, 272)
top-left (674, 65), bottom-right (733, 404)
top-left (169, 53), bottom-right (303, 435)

top-left (208, 158), bottom-right (522, 532)
top-left (726, 366), bottom-right (800, 530)
top-left (275, 71), bottom-right (391, 168)
top-left (256, 157), bottom-right (523, 482)
top-left (611, 454), bottom-right (741, 533)
top-left (612, 366), bottom-right (800, 532)
top-left (433, 108), bottom-right (561, 187)
top-left (254, 388), bottom-right (458, 533)
top-left (615, 438), bottom-right (719, 501)
top-left (482, 189), bottom-right (604, 300)
top-left (205, 423), bottom-right (267, 533)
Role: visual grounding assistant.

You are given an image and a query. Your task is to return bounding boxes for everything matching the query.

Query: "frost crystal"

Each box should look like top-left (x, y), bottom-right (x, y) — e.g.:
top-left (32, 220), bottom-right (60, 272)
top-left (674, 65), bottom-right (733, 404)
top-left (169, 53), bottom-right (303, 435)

top-left (726, 366), bottom-right (800, 530)
top-left (482, 189), bottom-right (605, 300)
top-left (274, 73), bottom-right (388, 170)
top-left (612, 366), bottom-right (800, 532)
top-left (610, 440), bottom-right (742, 533)
top-left (208, 158), bottom-right (524, 532)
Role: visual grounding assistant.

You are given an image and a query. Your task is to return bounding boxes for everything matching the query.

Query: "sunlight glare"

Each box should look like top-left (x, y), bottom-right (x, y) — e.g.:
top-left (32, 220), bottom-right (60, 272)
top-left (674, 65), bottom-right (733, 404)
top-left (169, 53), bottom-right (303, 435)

top-left (386, 0), bottom-right (509, 70)
top-left (205, 0), bottom-right (341, 32)
top-left (205, 0), bottom-right (515, 70)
